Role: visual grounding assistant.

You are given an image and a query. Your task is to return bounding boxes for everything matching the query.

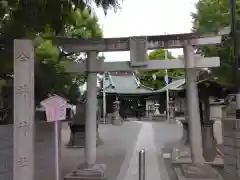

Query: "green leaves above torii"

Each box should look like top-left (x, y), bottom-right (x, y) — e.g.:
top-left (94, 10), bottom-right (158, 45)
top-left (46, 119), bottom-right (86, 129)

top-left (0, 6), bottom-right (105, 105)
top-left (0, 0), bottom-right (121, 34)
top-left (139, 49), bottom-right (185, 90)
top-left (191, 0), bottom-right (240, 86)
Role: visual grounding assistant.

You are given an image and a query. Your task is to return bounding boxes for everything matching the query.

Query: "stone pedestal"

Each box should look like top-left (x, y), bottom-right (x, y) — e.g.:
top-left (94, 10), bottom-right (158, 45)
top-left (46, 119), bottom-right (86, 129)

top-left (67, 103), bottom-right (102, 148)
top-left (182, 122), bottom-right (189, 145)
top-left (175, 163), bottom-right (222, 180)
top-left (67, 125), bottom-right (84, 148)
top-left (202, 125), bottom-right (217, 162)
top-left (169, 146), bottom-right (223, 180)
top-left (67, 125), bottom-right (102, 148)
top-left (148, 113), bottom-right (153, 121)
top-left (162, 147), bottom-right (223, 180)
top-left (111, 112), bottom-right (122, 125)
top-left (64, 164), bottom-right (106, 180)
top-left (152, 115), bottom-right (162, 121)
top-left (112, 118), bottom-right (122, 125)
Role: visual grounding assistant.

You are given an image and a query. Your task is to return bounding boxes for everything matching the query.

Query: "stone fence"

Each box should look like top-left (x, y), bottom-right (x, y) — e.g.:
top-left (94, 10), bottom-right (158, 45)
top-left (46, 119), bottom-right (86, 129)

top-left (0, 122), bottom-right (56, 180)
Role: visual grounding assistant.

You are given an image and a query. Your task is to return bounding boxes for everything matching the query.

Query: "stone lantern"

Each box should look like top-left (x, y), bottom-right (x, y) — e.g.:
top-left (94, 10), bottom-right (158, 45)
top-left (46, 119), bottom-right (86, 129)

top-left (152, 103), bottom-right (165, 121)
top-left (153, 103), bottom-right (160, 116)
top-left (168, 100), bottom-right (176, 123)
top-left (112, 98), bottom-right (122, 125)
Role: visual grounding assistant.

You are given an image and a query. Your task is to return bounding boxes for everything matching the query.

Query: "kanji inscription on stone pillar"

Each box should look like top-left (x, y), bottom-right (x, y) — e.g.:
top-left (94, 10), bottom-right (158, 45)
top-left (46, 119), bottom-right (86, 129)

top-left (14, 39), bottom-right (35, 180)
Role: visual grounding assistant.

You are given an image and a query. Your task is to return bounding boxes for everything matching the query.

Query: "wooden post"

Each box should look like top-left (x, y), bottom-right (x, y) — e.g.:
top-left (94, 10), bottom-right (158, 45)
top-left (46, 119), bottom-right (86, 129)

top-left (13, 40), bottom-right (35, 180)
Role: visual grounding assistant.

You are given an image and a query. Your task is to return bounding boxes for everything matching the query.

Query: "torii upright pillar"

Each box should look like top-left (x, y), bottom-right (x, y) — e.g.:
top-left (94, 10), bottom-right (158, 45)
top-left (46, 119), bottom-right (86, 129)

top-left (184, 42), bottom-right (205, 165)
top-left (85, 51), bottom-right (98, 166)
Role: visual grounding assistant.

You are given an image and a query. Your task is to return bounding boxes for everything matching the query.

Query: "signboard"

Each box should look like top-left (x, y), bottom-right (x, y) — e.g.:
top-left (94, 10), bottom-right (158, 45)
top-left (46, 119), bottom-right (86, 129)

top-left (130, 37), bottom-right (148, 67)
top-left (40, 95), bottom-right (67, 180)
top-left (41, 95), bottom-right (67, 122)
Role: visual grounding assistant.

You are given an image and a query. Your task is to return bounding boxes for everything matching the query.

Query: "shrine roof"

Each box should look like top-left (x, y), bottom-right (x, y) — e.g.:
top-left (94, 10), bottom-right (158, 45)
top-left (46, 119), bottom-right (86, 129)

top-left (157, 79), bottom-right (186, 92)
top-left (104, 72), bottom-right (154, 94)
top-left (158, 78), bottom-right (234, 97)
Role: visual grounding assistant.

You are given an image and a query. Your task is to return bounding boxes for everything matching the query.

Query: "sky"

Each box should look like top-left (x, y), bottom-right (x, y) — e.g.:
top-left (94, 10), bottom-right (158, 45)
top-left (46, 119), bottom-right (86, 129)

top-left (94, 0), bottom-right (199, 62)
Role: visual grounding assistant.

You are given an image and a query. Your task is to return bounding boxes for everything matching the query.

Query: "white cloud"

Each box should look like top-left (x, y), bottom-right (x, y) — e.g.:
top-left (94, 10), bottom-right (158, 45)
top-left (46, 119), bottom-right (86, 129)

top-left (94, 0), bottom-right (198, 62)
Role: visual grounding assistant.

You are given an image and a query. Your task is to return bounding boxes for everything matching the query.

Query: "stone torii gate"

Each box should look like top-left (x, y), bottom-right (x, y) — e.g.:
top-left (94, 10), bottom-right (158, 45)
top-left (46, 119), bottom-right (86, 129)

top-left (53, 33), bottom-right (222, 167)
top-left (12, 32), bottom-right (222, 180)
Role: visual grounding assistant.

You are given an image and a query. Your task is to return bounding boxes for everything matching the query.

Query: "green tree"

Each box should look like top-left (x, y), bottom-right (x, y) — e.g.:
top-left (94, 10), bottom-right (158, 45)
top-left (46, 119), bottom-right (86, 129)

top-left (191, 0), bottom-right (238, 85)
top-left (0, 0), bottom-right (119, 34)
top-left (0, 8), bottom-right (103, 108)
top-left (0, 1), bottom-right (118, 125)
top-left (0, 0), bottom-right (112, 74)
top-left (191, 0), bottom-right (236, 161)
top-left (139, 49), bottom-right (185, 89)
top-left (35, 8), bottom-right (103, 104)
top-left (0, 0), bottom-right (119, 77)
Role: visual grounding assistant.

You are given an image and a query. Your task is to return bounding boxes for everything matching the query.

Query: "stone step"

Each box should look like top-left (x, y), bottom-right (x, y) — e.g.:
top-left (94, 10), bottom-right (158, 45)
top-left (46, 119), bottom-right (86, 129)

top-left (64, 164), bottom-right (106, 180)
top-left (173, 164), bottom-right (222, 180)
top-left (99, 118), bottom-right (111, 124)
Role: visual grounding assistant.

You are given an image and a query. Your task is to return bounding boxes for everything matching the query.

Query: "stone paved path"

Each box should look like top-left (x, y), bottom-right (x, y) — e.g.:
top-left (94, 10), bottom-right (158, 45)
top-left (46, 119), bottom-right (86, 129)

top-left (61, 120), bottom-right (183, 180)
top-left (116, 121), bottom-right (182, 180)
top-left (122, 122), bottom-right (161, 180)
top-left (61, 121), bottom-right (142, 180)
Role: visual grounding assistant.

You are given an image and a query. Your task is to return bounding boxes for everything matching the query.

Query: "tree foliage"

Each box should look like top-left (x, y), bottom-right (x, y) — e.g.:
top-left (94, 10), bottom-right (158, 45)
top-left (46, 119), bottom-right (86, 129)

top-left (0, 0), bottom-right (119, 34)
top-left (139, 49), bottom-right (185, 89)
top-left (192, 0), bottom-right (239, 85)
top-left (34, 9), bottom-right (103, 104)
top-left (0, 6), bottom-right (105, 107)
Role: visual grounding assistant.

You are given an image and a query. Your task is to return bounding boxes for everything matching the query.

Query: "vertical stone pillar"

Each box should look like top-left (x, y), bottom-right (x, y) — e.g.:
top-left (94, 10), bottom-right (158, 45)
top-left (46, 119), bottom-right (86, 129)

top-left (85, 51), bottom-right (98, 166)
top-left (64, 52), bottom-right (106, 180)
top-left (184, 42), bottom-right (204, 165)
top-left (13, 40), bottom-right (35, 180)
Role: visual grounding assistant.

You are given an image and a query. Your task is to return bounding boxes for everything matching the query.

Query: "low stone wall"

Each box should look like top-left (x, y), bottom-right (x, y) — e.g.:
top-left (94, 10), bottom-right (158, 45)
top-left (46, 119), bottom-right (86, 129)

top-left (0, 122), bottom-right (55, 180)
top-left (222, 120), bottom-right (240, 179)
top-left (0, 125), bottom-right (13, 180)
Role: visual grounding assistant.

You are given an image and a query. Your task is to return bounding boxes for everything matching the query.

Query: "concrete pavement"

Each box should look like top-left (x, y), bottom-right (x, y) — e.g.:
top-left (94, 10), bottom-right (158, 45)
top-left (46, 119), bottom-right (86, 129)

top-left (96, 122), bottom-right (142, 180)
top-left (61, 121), bottom-right (142, 180)
top-left (61, 120), bottom-right (183, 180)
top-left (119, 121), bottom-right (161, 180)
